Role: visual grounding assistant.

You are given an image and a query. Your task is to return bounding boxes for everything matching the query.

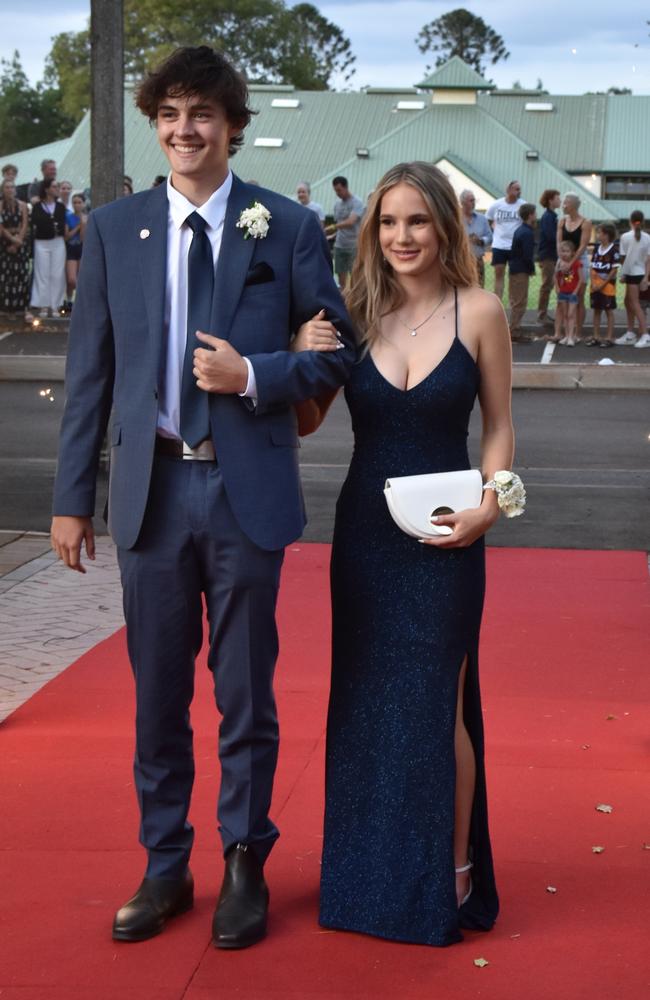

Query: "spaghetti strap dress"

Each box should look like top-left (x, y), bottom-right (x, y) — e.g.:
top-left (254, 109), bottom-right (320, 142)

top-left (319, 289), bottom-right (499, 946)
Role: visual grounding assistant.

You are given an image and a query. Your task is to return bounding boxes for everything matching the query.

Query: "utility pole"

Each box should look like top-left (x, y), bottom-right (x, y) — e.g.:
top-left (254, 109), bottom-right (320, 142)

top-left (90, 0), bottom-right (124, 207)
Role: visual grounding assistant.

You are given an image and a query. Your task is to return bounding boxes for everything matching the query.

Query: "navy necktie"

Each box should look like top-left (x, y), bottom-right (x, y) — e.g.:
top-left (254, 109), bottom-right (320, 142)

top-left (180, 211), bottom-right (213, 447)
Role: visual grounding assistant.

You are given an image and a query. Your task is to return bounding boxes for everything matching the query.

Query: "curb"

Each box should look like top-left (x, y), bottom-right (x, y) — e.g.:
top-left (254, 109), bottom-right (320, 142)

top-left (2, 355), bottom-right (649, 390)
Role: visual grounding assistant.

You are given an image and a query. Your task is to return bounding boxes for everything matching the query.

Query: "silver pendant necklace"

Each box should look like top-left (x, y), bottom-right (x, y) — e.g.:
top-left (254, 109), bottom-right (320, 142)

top-left (397, 288), bottom-right (447, 336)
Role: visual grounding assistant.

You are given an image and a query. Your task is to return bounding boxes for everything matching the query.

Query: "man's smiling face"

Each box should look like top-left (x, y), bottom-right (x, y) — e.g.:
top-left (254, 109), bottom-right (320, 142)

top-left (156, 93), bottom-right (240, 186)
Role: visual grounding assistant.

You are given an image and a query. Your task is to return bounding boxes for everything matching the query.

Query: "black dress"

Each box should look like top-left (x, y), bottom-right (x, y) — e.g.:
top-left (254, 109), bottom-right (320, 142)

top-left (320, 292), bottom-right (499, 946)
top-left (0, 203), bottom-right (30, 311)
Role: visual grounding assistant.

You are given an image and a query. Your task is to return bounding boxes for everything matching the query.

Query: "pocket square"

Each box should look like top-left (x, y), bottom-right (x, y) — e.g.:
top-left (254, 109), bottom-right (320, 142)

top-left (244, 261), bottom-right (275, 286)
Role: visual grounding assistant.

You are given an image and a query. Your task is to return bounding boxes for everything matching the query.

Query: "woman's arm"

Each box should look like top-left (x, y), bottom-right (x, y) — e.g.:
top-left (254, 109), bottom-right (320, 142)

top-left (575, 217), bottom-right (591, 259)
top-left (422, 292), bottom-right (514, 548)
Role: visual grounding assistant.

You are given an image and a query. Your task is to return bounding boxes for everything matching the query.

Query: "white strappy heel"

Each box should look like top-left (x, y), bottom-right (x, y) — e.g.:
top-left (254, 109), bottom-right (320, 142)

top-left (455, 861), bottom-right (473, 907)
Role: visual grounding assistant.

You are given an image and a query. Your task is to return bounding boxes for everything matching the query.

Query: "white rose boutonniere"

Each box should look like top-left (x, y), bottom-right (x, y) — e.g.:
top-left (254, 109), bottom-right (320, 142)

top-left (236, 201), bottom-right (271, 240)
top-left (483, 470), bottom-right (526, 518)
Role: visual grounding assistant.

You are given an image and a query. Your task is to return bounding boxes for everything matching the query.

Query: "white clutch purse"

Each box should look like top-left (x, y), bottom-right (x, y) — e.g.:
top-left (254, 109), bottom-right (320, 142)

top-left (384, 469), bottom-right (483, 538)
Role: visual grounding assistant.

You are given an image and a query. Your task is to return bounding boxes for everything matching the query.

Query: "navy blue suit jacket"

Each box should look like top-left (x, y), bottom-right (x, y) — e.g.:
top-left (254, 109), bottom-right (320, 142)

top-left (52, 176), bottom-right (356, 551)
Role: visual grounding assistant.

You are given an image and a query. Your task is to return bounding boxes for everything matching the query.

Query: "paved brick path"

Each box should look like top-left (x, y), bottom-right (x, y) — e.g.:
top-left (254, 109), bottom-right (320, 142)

top-left (0, 534), bottom-right (123, 723)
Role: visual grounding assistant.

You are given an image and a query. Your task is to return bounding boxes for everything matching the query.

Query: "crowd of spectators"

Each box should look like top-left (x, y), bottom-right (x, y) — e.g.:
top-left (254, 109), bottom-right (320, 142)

top-left (4, 158), bottom-right (650, 352)
top-left (468, 180), bottom-right (650, 349)
top-left (0, 160), bottom-right (138, 322)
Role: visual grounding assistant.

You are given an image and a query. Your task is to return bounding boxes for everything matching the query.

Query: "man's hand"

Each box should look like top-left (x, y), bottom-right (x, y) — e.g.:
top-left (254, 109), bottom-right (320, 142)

top-left (193, 332), bottom-right (248, 394)
top-left (51, 515), bottom-right (95, 574)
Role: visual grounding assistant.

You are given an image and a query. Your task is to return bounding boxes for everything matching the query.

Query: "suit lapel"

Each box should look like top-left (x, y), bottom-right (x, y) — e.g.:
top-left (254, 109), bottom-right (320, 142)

top-left (137, 184), bottom-right (169, 385)
top-left (210, 175), bottom-right (256, 339)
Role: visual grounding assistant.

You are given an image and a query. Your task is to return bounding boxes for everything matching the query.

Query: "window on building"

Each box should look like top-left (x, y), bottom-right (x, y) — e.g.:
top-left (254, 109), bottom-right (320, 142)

top-left (604, 176), bottom-right (650, 200)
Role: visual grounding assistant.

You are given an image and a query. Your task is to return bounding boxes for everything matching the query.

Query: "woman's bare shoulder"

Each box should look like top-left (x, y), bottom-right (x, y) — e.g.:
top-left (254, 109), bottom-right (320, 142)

top-left (459, 285), bottom-right (506, 320)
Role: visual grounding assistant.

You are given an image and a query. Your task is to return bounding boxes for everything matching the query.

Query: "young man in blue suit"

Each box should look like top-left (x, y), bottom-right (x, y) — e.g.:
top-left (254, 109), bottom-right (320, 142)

top-left (51, 46), bottom-right (355, 949)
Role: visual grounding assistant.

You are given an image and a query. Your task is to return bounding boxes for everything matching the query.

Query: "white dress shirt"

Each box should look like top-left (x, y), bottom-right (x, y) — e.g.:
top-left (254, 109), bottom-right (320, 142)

top-left (157, 172), bottom-right (256, 440)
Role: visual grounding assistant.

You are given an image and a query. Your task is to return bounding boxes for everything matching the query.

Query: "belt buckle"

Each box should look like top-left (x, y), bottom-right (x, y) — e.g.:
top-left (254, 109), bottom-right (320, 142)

top-left (182, 439), bottom-right (215, 461)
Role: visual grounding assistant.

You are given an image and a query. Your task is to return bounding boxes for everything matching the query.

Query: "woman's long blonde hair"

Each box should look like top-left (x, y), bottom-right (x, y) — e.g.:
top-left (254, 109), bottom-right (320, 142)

top-left (346, 162), bottom-right (477, 346)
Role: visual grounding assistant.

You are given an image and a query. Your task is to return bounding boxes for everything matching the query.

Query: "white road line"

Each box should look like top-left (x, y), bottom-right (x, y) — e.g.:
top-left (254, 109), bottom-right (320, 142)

top-left (0, 332), bottom-right (15, 342)
top-left (541, 342), bottom-right (555, 364)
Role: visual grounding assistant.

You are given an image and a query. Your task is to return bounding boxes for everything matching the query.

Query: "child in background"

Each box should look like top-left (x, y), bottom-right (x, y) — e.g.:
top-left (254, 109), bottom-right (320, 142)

top-left (553, 241), bottom-right (583, 346)
top-left (586, 223), bottom-right (619, 347)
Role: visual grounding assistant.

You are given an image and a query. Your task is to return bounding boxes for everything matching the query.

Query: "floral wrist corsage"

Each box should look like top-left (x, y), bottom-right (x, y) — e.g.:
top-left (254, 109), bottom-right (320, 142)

top-left (483, 470), bottom-right (526, 518)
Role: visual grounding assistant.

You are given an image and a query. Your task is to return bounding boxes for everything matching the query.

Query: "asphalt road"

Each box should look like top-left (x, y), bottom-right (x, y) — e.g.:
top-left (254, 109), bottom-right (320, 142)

top-left (1, 383), bottom-right (649, 550)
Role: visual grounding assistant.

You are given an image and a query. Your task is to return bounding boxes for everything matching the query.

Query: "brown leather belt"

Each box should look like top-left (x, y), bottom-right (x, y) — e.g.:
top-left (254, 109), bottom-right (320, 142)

top-left (154, 435), bottom-right (216, 461)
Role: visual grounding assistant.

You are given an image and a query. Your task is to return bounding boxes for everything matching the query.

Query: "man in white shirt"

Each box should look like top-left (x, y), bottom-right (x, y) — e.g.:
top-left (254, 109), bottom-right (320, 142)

top-left (486, 180), bottom-right (525, 300)
top-left (51, 45), bottom-right (355, 950)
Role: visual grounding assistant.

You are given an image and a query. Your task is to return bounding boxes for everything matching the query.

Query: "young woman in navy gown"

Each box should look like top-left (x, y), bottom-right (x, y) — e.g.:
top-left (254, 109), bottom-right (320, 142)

top-left (294, 162), bottom-right (514, 946)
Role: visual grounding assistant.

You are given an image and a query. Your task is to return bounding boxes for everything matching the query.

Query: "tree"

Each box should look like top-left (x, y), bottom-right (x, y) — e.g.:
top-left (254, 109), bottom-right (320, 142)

top-left (43, 30), bottom-right (91, 121)
top-left (415, 8), bottom-right (509, 76)
top-left (0, 51), bottom-right (75, 156)
top-left (44, 0), bottom-right (356, 123)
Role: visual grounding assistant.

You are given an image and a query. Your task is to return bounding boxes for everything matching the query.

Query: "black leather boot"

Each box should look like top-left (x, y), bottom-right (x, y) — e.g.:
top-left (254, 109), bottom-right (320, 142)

top-left (112, 870), bottom-right (194, 941)
top-left (212, 844), bottom-right (269, 949)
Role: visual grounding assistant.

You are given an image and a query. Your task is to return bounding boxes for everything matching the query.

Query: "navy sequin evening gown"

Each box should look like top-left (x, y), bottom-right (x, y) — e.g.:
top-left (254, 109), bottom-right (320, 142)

top-left (319, 293), bottom-right (499, 946)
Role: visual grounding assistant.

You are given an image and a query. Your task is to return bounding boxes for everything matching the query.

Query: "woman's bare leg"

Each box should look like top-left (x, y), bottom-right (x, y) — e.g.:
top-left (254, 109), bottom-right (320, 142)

top-left (628, 284), bottom-right (646, 336)
top-left (454, 656), bottom-right (476, 905)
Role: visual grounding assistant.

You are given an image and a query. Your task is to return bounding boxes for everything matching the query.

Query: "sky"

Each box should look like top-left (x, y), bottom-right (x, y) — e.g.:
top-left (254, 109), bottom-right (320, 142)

top-left (2, 0), bottom-right (650, 95)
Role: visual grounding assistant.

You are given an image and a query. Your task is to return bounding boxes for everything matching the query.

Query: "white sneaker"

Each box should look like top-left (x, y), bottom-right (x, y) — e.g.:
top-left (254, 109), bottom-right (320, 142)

top-left (615, 331), bottom-right (638, 345)
top-left (633, 333), bottom-right (650, 348)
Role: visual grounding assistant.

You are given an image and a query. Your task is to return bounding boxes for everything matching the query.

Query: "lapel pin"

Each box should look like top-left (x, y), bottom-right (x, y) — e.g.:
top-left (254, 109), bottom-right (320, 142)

top-left (139, 228), bottom-right (150, 240)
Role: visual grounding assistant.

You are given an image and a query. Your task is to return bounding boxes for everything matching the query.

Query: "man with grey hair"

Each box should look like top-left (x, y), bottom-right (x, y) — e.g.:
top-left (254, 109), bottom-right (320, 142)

top-left (28, 159), bottom-right (57, 205)
top-left (460, 189), bottom-right (492, 287)
top-left (296, 181), bottom-right (325, 226)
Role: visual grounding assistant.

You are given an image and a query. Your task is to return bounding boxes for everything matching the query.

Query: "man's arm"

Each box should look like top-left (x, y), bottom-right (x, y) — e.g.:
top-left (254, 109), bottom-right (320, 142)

top-left (246, 209), bottom-right (356, 412)
top-left (51, 211), bottom-right (115, 570)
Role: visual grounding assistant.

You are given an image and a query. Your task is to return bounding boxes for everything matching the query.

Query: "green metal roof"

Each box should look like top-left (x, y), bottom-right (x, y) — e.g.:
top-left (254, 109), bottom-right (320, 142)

top-left (305, 103), bottom-right (617, 222)
top-left (2, 134), bottom-right (75, 188)
top-left (602, 96), bottom-right (650, 172)
top-left (478, 93), bottom-right (608, 173)
top-left (417, 57), bottom-right (493, 91)
top-left (3, 58), bottom-right (640, 223)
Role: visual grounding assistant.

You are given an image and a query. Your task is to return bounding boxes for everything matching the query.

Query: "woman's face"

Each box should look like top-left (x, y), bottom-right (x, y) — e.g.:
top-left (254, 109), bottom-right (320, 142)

top-left (551, 193), bottom-right (562, 210)
top-left (72, 195), bottom-right (84, 214)
top-left (563, 196), bottom-right (578, 215)
top-left (60, 182), bottom-right (72, 201)
top-left (2, 180), bottom-right (16, 200)
top-left (378, 182), bottom-right (440, 280)
top-left (46, 181), bottom-right (60, 200)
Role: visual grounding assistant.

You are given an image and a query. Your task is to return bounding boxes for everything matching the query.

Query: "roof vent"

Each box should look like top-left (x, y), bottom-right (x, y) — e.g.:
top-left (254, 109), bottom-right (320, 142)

top-left (395, 100), bottom-right (426, 111)
top-left (253, 137), bottom-right (284, 148)
top-left (271, 98), bottom-right (301, 109)
top-left (524, 102), bottom-right (554, 112)
top-left (356, 147), bottom-right (370, 159)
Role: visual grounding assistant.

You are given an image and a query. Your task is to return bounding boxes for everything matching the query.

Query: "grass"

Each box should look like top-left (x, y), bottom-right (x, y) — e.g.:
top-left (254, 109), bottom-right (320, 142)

top-left (483, 264), bottom-right (626, 309)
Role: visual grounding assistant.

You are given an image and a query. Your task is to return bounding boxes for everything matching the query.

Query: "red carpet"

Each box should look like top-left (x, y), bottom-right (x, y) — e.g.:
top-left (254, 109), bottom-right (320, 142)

top-left (1, 546), bottom-right (649, 1000)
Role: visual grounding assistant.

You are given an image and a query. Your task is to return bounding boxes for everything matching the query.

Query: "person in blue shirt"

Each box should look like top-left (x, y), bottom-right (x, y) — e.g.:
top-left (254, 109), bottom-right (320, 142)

top-left (537, 189), bottom-right (560, 328)
top-left (459, 189), bottom-right (492, 286)
top-left (508, 203), bottom-right (537, 340)
top-left (63, 192), bottom-right (86, 312)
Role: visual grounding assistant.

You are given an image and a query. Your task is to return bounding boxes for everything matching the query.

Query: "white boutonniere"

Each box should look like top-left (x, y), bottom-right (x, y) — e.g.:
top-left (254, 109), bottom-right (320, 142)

top-left (236, 201), bottom-right (271, 240)
top-left (483, 470), bottom-right (526, 518)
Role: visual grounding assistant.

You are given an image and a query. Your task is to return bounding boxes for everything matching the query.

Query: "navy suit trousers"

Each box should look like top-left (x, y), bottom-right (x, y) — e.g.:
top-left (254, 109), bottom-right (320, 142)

top-left (117, 455), bottom-right (284, 879)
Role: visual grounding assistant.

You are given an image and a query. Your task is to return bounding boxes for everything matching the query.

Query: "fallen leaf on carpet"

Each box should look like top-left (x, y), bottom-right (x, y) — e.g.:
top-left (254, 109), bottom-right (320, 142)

top-left (643, 843), bottom-right (650, 851)
top-left (510, 933), bottom-right (521, 939)
top-left (546, 886), bottom-right (557, 894)
top-left (581, 744), bottom-right (591, 750)
top-left (474, 957), bottom-right (489, 968)
top-left (596, 804), bottom-right (613, 813)
top-left (606, 714), bottom-right (617, 720)
top-left (592, 846), bottom-right (605, 853)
